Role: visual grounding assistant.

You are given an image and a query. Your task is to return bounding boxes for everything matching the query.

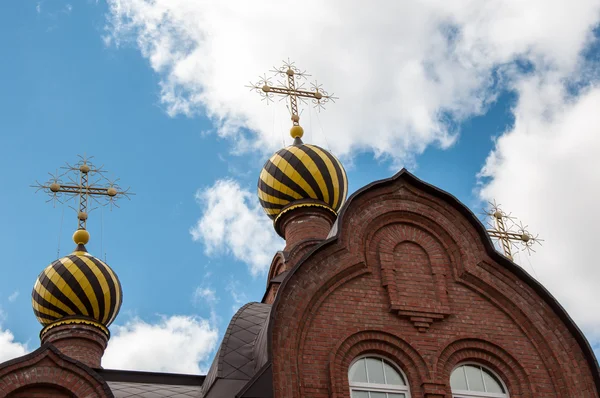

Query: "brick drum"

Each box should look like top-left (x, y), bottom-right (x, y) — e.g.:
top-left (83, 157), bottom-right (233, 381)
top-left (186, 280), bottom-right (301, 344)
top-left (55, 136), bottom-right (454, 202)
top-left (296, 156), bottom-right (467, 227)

top-left (269, 173), bottom-right (599, 398)
top-left (41, 323), bottom-right (109, 369)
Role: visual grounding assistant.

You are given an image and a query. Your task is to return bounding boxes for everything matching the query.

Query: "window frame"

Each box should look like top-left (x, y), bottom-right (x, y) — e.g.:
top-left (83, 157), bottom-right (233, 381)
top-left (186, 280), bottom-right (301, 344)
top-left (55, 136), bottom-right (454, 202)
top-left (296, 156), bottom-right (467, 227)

top-left (450, 362), bottom-right (509, 398)
top-left (348, 355), bottom-right (411, 397)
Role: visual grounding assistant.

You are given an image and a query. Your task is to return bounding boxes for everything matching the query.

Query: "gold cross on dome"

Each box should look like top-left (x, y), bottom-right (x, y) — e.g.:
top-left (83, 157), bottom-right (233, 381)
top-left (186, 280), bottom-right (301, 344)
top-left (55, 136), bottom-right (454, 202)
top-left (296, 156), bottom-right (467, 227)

top-left (248, 59), bottom-right (337, 128)
top-left (484, 200), bottom-right (543, 260)
top-left (32, 155), bottom-right (133, 230)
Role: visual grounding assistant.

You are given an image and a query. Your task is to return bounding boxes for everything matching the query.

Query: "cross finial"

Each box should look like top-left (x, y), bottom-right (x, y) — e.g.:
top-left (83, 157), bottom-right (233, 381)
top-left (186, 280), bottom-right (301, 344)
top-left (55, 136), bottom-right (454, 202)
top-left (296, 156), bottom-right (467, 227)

top-left (247, 59), bottom-right (337, 141)
top-left (32, 155), bottom-right (133, 240)
top-left (484, 200), bottom-right (543, 260)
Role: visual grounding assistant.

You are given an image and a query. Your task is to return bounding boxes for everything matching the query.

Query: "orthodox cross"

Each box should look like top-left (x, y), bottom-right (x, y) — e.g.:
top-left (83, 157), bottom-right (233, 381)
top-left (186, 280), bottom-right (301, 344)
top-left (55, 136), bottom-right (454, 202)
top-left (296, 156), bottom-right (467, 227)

top-left (32, 155), bottom-right (132, 230)
top-left (484, 200), bottom-right (542, 260)
top-left (248, 59), bottom-right (337, 128)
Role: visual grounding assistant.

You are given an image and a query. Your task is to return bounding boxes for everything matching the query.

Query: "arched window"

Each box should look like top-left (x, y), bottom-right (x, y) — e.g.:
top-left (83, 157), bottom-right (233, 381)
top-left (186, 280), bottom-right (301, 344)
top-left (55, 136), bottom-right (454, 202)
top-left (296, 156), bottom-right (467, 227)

top-left (348, 356), bottom-right (410, 398)
top-left (450, 364), bottom-right (508, 398)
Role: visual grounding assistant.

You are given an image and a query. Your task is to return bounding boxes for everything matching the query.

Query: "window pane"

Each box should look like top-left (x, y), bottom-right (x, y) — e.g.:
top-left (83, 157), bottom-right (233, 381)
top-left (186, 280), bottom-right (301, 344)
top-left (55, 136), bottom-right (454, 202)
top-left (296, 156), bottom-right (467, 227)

top-left (351, 391), bottom-right (369, 398)
top-left (349, 359), bottom-right (368, 383)
top-left (369, 392), bottom-right (386, 398)
top-left (387, 394), bottom-right (406, 398)
top-left (483, 369), bottom-right (505, 393)
top-left (366, 358), bottom-right (386, 384)
top-left (450, 367), bottom-right (468, 390)
top-left (464, 365), bottom-right (485, 392)
top-left (383, 361), bottom-right (405, 385)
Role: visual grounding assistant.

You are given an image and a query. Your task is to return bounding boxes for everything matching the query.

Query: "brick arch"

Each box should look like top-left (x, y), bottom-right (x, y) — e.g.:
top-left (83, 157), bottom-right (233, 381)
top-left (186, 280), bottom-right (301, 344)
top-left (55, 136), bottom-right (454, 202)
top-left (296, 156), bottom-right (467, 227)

top-left (435, 337), bottom-right (533, 398)
top-left (9, 384), bottom-right (75, 397)
top-left (328, 330), bottom-right (429, 398)
top-left (364, 210), bottom-right (459, 331)
top-left (267, 252), bottom-right (286, 282)
top-left (0, 344), bottom-right (112, 398)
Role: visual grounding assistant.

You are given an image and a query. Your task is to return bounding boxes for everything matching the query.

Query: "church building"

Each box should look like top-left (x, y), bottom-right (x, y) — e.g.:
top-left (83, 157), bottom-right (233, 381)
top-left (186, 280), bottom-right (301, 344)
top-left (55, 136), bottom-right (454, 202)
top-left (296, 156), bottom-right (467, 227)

top-left (1, 64), bottom-right (599, 397)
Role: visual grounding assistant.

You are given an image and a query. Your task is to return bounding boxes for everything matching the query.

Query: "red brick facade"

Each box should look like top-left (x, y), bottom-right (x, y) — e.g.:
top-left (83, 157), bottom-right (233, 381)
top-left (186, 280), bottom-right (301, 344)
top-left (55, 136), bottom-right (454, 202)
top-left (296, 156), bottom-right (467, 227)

top-left (0, 344), bottom-right (112, 398)
top-left (268, 171), bottom-right (600, 398)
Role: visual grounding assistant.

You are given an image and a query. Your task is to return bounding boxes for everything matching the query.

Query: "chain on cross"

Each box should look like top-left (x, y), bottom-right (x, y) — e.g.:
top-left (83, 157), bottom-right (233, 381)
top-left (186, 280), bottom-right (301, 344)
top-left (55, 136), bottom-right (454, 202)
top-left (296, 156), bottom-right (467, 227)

top-left (247, 59), bottom-right (337, 139)
top-left (484, 200), bottom-right (543, 260)
top-left (32, 155), bottom-right (132, 230)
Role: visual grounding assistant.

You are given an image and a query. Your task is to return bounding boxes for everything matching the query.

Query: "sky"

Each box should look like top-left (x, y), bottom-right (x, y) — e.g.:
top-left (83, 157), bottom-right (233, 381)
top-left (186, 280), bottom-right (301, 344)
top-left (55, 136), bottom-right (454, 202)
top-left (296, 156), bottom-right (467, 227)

top-left (0, 0), bottom-right (599, 374)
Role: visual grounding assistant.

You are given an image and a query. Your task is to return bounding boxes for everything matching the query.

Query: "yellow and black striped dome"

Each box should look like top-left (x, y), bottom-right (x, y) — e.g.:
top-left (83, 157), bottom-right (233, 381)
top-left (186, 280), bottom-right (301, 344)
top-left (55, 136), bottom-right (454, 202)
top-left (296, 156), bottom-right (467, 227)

top-left (32, 244), bottom-right (122, 331)
top-left (258, 143), bottom-right (348, 220)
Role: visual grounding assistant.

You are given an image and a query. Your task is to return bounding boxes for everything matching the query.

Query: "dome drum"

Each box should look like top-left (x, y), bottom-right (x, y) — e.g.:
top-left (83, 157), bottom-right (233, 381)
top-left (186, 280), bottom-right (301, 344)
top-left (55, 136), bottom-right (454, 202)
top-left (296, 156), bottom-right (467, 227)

top-left (273, 199), bottom-right (338, 237)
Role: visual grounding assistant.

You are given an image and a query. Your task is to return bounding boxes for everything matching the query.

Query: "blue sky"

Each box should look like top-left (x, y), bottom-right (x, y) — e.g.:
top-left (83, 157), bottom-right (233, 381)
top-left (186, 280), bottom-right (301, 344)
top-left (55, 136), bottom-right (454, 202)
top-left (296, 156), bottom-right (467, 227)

top-left (1, 0), bottom-right (599, 372)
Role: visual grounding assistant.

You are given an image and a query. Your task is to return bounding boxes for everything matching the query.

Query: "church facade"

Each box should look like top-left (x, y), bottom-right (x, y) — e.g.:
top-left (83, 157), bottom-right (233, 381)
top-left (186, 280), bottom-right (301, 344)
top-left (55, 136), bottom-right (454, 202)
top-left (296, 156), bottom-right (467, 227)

top-left (1, 85), bottom-right (599, 396)
top-left (1, 166), bottom-right (599, 397)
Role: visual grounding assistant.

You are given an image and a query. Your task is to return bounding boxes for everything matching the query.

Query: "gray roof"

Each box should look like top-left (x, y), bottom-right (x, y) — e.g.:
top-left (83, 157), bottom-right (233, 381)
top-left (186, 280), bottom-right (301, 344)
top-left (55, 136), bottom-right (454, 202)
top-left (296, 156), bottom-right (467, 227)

top-left (108, 381), bottom-right (203, 398)
top-left (201, 302), bottom-right (271, 398)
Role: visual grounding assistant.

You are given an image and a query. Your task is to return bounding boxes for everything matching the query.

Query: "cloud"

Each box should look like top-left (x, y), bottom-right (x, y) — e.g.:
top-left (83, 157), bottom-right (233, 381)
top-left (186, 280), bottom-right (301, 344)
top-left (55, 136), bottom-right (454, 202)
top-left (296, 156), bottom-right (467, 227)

top-left (0, 328), bottom-right (28, 364)
top-left (193, 287), bottom-right (218, 305)
top-left (226, 280), bottom-right (249, 315)
top-left (478, 74), bottom-right (600, 343)
top-left (190, 179), bottom-right (283, 275)
top-left (105, 0), bottom-right (600, 164)
top-left (0, 310), bottom-right (28, 364)
top-left (103, 315), bottom-right (218, 373)
top-left (7, 291), bottom-right (19, 303)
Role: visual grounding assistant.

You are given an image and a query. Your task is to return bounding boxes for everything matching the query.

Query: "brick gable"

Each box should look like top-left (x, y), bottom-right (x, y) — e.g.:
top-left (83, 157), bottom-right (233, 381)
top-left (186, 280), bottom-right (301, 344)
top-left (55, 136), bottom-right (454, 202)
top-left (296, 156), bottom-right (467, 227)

top-left (268, 170), bottom-right (599, 398)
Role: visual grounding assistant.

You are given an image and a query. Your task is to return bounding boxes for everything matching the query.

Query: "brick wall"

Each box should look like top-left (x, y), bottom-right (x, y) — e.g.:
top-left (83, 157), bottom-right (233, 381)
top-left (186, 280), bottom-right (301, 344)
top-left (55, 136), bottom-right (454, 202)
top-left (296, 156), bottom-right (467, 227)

top-left (269, 175), bottom-right (599, 398)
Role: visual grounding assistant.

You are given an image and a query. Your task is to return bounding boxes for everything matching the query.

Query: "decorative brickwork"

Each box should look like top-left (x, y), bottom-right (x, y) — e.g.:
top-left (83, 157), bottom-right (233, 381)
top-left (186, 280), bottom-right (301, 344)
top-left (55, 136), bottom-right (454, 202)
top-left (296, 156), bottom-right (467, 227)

top-left (268, 171), bottom-right (600, 398)
top-left (0, 344), bottom-right (112, 398)
top-left (41, 323), bottom-right (109, 369)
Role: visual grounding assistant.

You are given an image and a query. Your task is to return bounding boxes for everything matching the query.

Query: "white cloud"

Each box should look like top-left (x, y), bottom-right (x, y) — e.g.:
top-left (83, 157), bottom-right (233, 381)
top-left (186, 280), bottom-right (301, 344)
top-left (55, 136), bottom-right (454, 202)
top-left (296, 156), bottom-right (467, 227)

top-left (478, 75), bottom-right (600, 343)
top-left (105, 0), bottom-right (600, 164)
top-left (0, 328), bottom-right (28, 364)
top-left (190, 179), bottom-right (283, 275)
top-left (0, 310), bottom-right (28, 364)
top-left (104, 315), bottom-right (218, 373)
top-left (7, 291), bottom-right (19, 303)
top-left (226, 280), bottom-right (249, 315)
top-left (193, 287), bottom-right (218, 305)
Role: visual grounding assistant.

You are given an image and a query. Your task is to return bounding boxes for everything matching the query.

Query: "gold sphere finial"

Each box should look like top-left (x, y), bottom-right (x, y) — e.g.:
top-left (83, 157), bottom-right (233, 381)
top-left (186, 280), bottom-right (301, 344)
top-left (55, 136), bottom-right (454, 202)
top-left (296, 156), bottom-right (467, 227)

top-left (73, 229), bottom-right (90, 245)
top-left (79, 164), bottom-right (90, 173)
top-left (290, 125), bottom-right (304, 139)
top-left (107, 187), bottom-right (117, 197)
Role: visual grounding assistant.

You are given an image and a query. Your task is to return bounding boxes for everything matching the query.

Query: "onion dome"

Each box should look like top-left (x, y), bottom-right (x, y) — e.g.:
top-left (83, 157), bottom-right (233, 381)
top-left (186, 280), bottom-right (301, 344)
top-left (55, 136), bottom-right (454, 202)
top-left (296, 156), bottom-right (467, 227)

top-left (258, 125), bottom-right (348, 222)
top-left (31, 229), bottom-right (122, 336)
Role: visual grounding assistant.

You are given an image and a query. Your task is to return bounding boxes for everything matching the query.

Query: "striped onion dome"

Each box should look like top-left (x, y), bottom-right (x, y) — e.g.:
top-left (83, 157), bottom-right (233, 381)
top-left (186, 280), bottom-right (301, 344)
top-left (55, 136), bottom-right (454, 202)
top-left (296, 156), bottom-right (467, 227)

top-left (258, 142), bottom-right (348, 222)
top-left (32, 240), bottom-right (122, 335)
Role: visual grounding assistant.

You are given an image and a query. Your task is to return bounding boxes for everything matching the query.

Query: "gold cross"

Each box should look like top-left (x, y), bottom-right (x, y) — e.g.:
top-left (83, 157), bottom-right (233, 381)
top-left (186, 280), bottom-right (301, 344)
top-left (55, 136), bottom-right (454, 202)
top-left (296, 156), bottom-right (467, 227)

top-left (484, 200), bottom-right (542, 260)
top-left (248, 59), bottom-right (337, 138)
top-left (32, 155), bottom-right (132, 230)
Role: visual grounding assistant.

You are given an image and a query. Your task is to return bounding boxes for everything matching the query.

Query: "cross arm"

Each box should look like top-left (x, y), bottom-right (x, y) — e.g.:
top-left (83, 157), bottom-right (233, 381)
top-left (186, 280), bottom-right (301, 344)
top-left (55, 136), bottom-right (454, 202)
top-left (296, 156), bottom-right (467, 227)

top-left (40, 184), bottom-right (124, 197)
top-left (262, 85), bottom-right (330, 100)
top-left (487, 230), bottom-right (528, 242)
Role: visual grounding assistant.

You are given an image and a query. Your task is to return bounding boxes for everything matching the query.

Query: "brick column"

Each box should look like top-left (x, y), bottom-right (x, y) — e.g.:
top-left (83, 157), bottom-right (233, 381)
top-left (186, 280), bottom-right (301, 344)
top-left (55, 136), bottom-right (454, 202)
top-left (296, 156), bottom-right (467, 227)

top-left (41, 323), bottom-right (109, 368)
top-left (276, 205), bottom-right (336, 253)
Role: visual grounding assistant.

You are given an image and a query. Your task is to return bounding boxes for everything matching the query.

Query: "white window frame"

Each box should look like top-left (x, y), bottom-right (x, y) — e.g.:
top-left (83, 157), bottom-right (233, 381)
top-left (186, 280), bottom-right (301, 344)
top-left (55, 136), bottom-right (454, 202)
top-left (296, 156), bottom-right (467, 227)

top-left (349, 355), bottom-right (411, 397)
top-left (451, 362), bottom-right (509, 398)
